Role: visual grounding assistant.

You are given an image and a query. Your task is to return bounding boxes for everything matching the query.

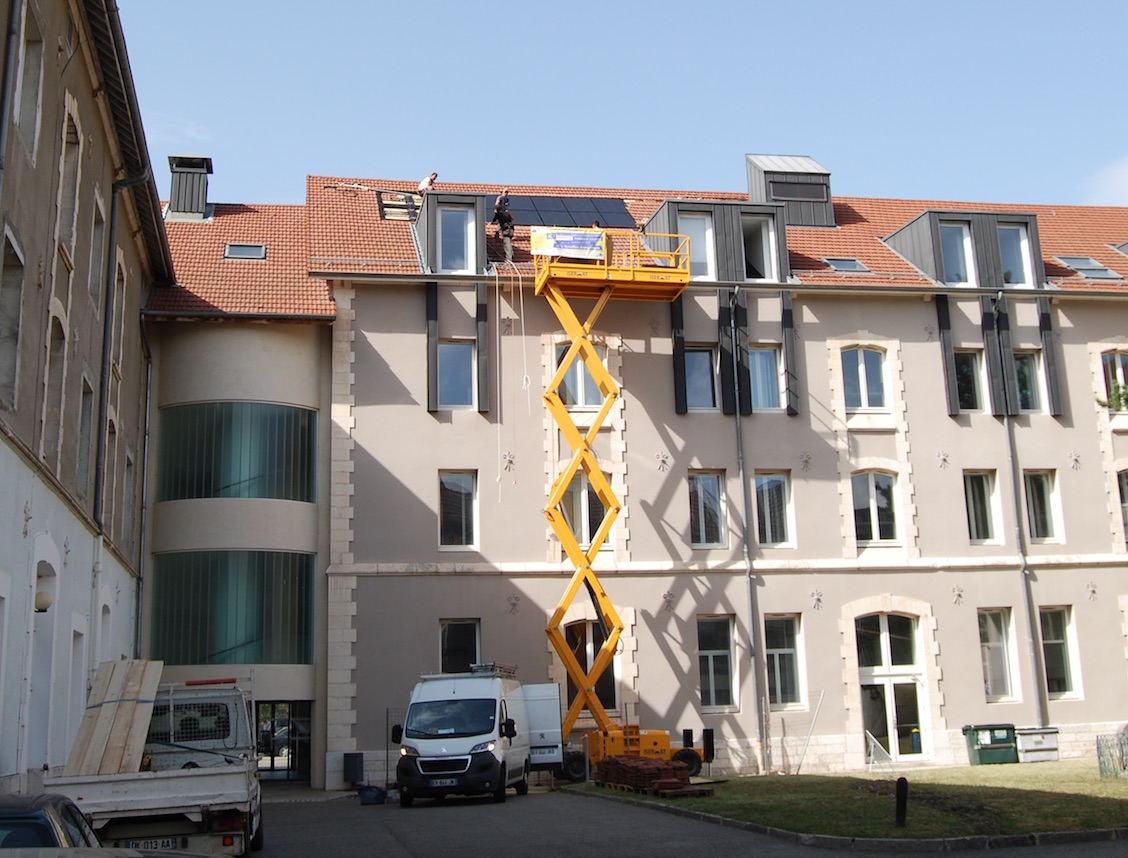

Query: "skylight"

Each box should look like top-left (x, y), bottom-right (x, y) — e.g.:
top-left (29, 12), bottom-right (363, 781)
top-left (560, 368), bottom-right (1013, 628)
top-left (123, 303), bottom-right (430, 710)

top-left (225, 243), bottom-right (267, 260)
top-left (825, 257), bottom-right (868, 272)
top-left (1115, 241), bottom-right (1128, 258)
top-left (1057, 255), bottom-right (1118, 279)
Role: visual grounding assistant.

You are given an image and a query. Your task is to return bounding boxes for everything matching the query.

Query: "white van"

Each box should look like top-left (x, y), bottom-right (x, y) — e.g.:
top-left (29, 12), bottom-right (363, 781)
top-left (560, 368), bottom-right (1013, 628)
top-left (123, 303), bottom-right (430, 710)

top-left (391, 665), bottom-right (560, 808)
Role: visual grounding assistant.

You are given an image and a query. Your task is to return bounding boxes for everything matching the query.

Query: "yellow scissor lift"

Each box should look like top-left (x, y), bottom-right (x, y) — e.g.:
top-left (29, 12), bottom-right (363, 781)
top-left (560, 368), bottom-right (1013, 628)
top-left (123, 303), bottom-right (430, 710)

top-left (534, 229), bottom-right (703, 777)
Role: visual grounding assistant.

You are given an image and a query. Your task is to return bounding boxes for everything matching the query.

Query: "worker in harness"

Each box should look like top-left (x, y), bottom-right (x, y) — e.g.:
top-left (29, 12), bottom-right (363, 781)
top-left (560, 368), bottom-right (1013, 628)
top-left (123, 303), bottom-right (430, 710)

top-left (493, 188), bottom-right (514, 240)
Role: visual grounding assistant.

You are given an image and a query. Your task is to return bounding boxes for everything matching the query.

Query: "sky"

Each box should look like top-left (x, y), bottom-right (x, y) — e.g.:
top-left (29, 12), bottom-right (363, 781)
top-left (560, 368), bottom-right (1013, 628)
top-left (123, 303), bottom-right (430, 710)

top-left (117, 0), bottom-right (1128, 208)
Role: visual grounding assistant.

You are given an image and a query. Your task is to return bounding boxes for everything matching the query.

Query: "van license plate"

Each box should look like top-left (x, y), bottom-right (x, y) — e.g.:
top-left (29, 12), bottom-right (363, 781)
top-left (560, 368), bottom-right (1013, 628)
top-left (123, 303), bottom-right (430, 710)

top-left (125, 838), bottom-right (178, 850)
top-left (429, 777), bottom-right (458, 787)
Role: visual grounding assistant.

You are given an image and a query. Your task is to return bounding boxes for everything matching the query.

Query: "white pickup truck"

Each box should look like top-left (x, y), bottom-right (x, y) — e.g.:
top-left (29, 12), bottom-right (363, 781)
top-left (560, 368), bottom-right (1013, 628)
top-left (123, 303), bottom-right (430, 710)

top-left (46, 680), bottom-right (263, 856)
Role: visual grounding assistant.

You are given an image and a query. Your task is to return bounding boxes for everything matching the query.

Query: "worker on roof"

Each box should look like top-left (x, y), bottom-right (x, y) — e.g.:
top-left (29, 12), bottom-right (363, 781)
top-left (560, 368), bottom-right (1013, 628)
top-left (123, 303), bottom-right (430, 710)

top-left (418, 172), bottom-right (438, 195)
top-left (493, 188), bottom-right (514, 240)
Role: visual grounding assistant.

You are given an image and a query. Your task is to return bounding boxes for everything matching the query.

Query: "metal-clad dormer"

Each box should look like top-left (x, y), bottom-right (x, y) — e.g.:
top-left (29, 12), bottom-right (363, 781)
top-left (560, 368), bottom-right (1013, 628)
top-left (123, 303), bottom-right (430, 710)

top-left (746, 154), bottom-right (834, 227)
top-left (167, 155), bottom-right (213, 221)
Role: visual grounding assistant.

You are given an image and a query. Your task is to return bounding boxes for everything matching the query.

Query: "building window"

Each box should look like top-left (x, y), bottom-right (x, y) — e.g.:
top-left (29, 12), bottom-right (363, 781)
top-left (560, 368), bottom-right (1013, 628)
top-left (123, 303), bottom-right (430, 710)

top-left (842, 347), bottom-right (885, 410)
top-left (77, 379), bottom-right (94, 498)
top-left (1013, 352), bottom-right (1042, 411)
top-left (852, 471), bottom-right (896, 543)
top-left (157, 402), bottom-right (317, 502)
top-left (151, 551), bottom-right (314, 665)
top-left (0, 235), bottom-right (24, 410)
top-left (1057, 255), bottom-right (1118, 279)
top-left (978, 609), bottom-right (1012, 701)
top-left (742, 213), bottom-right (777, 281)
top-left (688, 471), bottom-right (724, 547)
top-left (562, 473), bottom-right (608, 550)
top-left (42, 317), bottom-right (65, 468)
top-left (439, 471), bottom-right (476, 548)
top-left (954, 350), bottom-right (982, 411)
top-left (15, 6), bottom-right (43, 153)
top-left (680, 213), bottom-right (715, 280)
top-left (748, 346), bottom-right (781, 409)
top-left (224, 243), bottom-right (267, 260)
top-left (437, 205), bottom-right (474, 273)
top-left (754, 472), bottom-right (790, 546)
top-left (1101, 351), bottom-right (1128, 410)
top-left (1039, 607), bottom-right (1075, 696)
top-left (963, 471), bottom-right (995, 542)
top-left (59, 115), bottom-right (80, 252)
top-left (685, 346), bottom-right (716, 409)
top-left (566, 620), bottom-right (616, 712)
top-left (697, 616), bottom-right (734, 708)
top-left (1118, 471), bottom-right (1128, 539)
top-left (765, 615), bottom-right (801, 707)
top-left (438, 340), bottom-right (474, 408)
top-left (856, 613), bottom-right (923, 759)
top-left (769, 181), bottom-right (827, 202)
top-left (1023, 470), bottom-right (1057, 541)
top-left (440, 619), bottom-right (480, 673)
top-left (88, 202), bottom-right (105, 308)
top-left (940, 222), bottom-right (974, 285)
top-left (556, 343), bottom-right (606, 409)
top-left (997, 224), bottom-right (1031, 286)
top-left (825, 257), bottom-right (868, 273)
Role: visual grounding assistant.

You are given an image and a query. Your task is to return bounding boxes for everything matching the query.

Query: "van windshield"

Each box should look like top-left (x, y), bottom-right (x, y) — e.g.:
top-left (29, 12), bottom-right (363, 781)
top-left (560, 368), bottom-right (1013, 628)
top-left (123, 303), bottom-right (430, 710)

top-left (404, 698), bottom-right (497, 739)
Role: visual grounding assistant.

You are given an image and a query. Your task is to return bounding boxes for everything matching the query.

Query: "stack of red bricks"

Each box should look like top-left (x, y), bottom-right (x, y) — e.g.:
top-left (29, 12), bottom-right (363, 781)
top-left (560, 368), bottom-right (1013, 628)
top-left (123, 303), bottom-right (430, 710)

top-left (594, 755), bottom-right (691, 791)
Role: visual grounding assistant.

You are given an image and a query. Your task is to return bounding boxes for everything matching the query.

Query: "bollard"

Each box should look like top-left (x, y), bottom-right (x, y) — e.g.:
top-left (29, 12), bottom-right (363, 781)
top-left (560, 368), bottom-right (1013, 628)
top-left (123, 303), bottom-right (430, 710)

top-left (895, 776), bottom-right (908, 827)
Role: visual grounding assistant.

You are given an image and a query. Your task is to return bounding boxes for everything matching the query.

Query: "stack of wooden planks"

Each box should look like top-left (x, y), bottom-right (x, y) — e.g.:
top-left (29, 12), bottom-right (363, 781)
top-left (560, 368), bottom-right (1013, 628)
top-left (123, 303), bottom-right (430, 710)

top-left (63, 660), bottom-right (164, 776)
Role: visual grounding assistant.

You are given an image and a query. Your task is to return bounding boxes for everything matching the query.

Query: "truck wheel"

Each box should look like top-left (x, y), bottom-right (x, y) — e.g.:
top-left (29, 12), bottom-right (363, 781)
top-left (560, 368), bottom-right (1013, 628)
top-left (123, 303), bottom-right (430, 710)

top-left (250, 817), bottom-right (264, 852)
top-left (515, 762), bottom-right (529, 796)
top-left (399, 791), bottom-right (413, 808)
top-left (673, 748), bottom-right (702, 777)
top-left (492, 767), bottom-right (507, 803)
top-left (563, 751), bottom-right (588, 782)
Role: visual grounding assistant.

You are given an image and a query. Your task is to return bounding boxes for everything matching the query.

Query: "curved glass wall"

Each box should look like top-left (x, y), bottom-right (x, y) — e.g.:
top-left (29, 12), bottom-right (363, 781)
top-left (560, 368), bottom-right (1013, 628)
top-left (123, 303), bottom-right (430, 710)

top-left (151, 550), bottom-right (314, 665)
top-left (158, 402), bottom-right (316, 502)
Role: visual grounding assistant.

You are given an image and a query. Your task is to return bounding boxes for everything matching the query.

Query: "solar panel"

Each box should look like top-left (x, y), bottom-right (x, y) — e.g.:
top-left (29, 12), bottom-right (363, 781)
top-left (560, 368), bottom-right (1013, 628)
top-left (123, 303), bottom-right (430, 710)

top-left (477, 194), bottom-right (638, 229)
top-left (591, 198), bottom-right (637, 228)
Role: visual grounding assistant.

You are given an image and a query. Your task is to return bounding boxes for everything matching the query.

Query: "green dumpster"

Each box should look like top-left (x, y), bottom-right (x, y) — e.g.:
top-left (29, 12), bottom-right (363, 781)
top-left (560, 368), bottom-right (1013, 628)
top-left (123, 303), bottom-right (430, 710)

top-left (962, 724), bottom-right (1018, 764)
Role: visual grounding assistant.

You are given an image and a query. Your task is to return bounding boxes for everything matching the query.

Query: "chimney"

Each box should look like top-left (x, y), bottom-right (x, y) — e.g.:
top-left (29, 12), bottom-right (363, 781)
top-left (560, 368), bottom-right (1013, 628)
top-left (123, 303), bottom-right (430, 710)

top-left (746, 154), bottom-right (835, 227)
top-left (167, 155), bottom-right (213, 220)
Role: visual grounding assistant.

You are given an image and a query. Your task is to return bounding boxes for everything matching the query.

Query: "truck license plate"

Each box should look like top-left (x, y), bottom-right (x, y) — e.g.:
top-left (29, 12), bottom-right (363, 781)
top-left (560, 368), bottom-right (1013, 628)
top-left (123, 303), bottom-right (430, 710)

top-left (124, 838), bottom-right (178, 850)
top-left (429, 777), bottom-right (458, 787)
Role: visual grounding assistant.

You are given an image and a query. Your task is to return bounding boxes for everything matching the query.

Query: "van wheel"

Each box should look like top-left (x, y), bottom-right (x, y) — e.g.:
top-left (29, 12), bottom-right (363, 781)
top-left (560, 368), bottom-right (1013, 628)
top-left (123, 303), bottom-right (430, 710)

top-left (563, 751), bottom-right (588, 782)
top-left (515, 763), bottom-right (529, 796)
top-left (250, 817), bottom-right (264, 852)
top-left (399, 791), bottom-right (414, 808)
top-left (492, 767), bottom-right (507, 803)
top-left (673, 748), bottom-right (703, 777)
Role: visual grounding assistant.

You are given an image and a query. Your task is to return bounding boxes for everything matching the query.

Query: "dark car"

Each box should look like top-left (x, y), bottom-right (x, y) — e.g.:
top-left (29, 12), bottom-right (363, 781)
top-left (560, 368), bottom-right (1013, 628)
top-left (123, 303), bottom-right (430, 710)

top-left (0, 793), bottom-right (100, 848)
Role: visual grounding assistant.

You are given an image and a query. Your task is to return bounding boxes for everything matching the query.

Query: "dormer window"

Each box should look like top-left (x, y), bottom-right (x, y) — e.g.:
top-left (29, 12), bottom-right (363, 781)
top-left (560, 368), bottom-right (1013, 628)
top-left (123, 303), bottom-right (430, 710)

top-left (1057, 255), bottom-right (1119, 279)
top-left (224, 243), bottom-right (266, 260)
top-left (940, 222), bottom-right (974, 285)
top-left (825, 258), bottom-right (868, 273)
top-left (742, 213), bottom-right (777, 281)
top-left (680, 213), bottom-right (715, 280)
top-left (997, 224), bottom-right (1031, 286)
top-left (768, 181), bottom-right (827, 202)
top-left (438, 205), bottom-right (475, 273)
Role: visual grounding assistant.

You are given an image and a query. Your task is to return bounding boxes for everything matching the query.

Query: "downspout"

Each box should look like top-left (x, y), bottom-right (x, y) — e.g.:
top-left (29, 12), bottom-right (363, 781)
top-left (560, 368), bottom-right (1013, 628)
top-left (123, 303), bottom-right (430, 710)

top-left (0, 0), bottom-right (21, 201)
top-left (994, 291), bottom-right (1050, 728)
top-left (134, 316), bottom-right (153, 658)
top-left (93, 168), bottom-right (150, 532)
top-left (730, 283), bottom-right (766, 773)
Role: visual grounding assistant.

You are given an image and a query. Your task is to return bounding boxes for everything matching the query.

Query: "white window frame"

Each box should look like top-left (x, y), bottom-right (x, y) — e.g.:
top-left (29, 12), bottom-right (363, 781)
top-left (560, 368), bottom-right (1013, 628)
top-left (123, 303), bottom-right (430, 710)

top-left (754, 471), bottom-right (792, 547)
top-left (1057, 255), bottom-right (1119, 279)
top-left (954, 349), bottom-right (984, 412)
top-left (562, 472), bottom-right (610, 551)
top-left (741, 213), bottom-right (778, 282)
top-left (440, 618), bottom-right (481, 673)
top-left (997, 223), bottom-right (1033, 287)
top-left (684, 345), bottom-right (717, 410)
top-left (566, 619), bottom-right (619, 714)
top-left (940, 221), bottom-right (975, 286)
top-left (842, 346), bottom-right (886, 411)
top-left (680, 212), bottom-right (715, 281)
top-left (1013, 350), bottom-right (1044, 412)
top-left (438, 470), bottom-right (477, 550)
top-left (963, 470), bottom-right (998, 544)
top-left (1101, 351), bottom-right (1128, 411)
top-left (978, 608), bottom-right (1015, 702)
top-left (697, 615), bottom-right (736, 710)
top-left (748, 345), bottom-right (783, 410)
top-left (688, 470), bottom-right (725, 548)
top-left (1023, 469), bottom-right (1060, 542)
top-left (1039, 606), bottom-right (1081, 699)
top-left (852, 470), bottom-right (897, 544)
top-left (765, 614), bottom-right (804, 709)
top-left (437, 339), bottom-right (475, 409)
top-left (14, 3), bottom-right (43, 156)
top-left (1118, 471), bottom-right (1128, 540)
top-left (556, 342), bottom-right (606, 411)
top-left (436, 204), bottom-right (475, 273)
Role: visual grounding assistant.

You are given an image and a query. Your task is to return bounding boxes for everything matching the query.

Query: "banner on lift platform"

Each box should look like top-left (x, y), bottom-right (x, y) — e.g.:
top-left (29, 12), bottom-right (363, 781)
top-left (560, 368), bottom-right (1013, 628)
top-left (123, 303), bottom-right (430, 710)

top-left (530, 226), bottom-right (605, 260)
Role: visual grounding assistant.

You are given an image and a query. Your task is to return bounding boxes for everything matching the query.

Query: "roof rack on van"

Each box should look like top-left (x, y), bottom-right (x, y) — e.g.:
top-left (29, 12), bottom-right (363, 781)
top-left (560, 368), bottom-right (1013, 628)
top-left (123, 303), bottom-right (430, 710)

top-left (470, 662), bottom-right (517, 677)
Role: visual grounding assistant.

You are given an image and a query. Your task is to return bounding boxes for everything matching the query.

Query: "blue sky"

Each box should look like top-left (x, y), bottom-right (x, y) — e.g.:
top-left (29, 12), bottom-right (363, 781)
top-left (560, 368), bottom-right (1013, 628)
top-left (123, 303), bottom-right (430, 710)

top-left (118, 0), bottom-right (1128, 208)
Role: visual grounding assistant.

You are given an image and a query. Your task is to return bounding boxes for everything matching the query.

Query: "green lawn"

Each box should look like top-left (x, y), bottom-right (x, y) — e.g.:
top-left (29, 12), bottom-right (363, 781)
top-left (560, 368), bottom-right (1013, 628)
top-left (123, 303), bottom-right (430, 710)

top-left (573, 758), bottom-right (1128, 839)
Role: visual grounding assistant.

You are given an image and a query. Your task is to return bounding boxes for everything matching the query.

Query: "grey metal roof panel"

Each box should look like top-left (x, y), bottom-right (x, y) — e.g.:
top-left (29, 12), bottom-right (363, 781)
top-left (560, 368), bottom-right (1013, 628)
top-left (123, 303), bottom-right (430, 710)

top-left (745, 154), bottom-right (831, 175)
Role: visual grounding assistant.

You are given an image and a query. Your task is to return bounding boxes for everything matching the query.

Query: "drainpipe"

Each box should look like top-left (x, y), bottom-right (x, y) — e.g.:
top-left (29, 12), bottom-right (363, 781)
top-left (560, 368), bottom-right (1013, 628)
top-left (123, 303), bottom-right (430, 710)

top-left (730, 283), bottom-right (766, 773)
top-left (92, 168), bottom-right (150, 532)
top-left (993, 291), bottom-right (1050, 728)
top-left (134, 316), bottom-right (154, 658)
top-left (0, 0), bottom-right (22, 201)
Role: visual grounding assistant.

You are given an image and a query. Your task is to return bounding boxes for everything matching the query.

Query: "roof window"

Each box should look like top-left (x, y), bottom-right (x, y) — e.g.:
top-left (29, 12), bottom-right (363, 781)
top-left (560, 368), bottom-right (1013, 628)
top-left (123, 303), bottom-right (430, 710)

top-left (769, 181), bottom-right (828, 202)
top-left (1057, 255), bottom-right (1118, 279)
top-left (225, 243), bottom-right (267, 260)
top-left (1115, 241), bottom-right (1128, 258)
top-left (825, 257), bottom-right (868, 272)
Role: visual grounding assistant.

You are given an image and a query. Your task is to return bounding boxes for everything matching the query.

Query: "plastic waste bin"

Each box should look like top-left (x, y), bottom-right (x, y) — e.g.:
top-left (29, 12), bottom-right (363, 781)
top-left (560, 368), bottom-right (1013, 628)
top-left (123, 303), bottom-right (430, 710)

top-left (962, 724), bottom-right (1018, 764)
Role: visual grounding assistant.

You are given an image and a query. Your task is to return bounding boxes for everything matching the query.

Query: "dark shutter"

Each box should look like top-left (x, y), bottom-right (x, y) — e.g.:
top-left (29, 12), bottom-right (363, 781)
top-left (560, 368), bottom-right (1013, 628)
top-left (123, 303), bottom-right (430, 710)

top-left (781, 291), bottom-right (799, 415)
top-left (936, 296), bottom-right (959, 416)
top-left (981, 296), bottom-right (1006, 417)
top-left (995, 296), bottom-right (1020, 415)
top-left (1038, 296), bottom-right (1063, 417)
top-left (719, 290), bottom-right (736, 415)
top-left (426, 282), bottom-right (438, 412)
top-left (476, 283), bottom-right (489, 413)
top-left (671, 297), bottom-right (687, 415)
top-left (736, 290), bottom-right (752, 415)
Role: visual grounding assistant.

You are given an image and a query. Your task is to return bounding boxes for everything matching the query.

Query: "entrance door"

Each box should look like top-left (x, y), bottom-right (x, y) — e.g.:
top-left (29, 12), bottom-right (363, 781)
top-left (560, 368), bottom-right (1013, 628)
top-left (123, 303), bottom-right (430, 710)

top-left (257, 701), bottom-right (311, 782)
top-left (856, 614), bottom-right (925, 760)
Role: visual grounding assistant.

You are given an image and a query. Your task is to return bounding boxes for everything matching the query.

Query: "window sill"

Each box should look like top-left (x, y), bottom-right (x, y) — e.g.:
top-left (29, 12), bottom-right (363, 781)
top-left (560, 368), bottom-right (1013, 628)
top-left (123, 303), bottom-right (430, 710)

top-left (1047, 692), bottom-right (1082, 702)
top-left (985, 696), bottom-right (1019, 704)
top-left (438, 544), bottom-right (478, 553)
top-left (845, 412), bottom-right (896, 432)
top-left (768, 702), bottom-right (807, 713)
top-left (856, 540), bottom-right (902, 549)
top-left (701, 705), bottom-right (738, 715)
top-left (1108, 413), bottom-right (1128, 433)
top-left (691, 544), bottom-right (728, 551)
top-left (758, 542), bottom-right (795, 550)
